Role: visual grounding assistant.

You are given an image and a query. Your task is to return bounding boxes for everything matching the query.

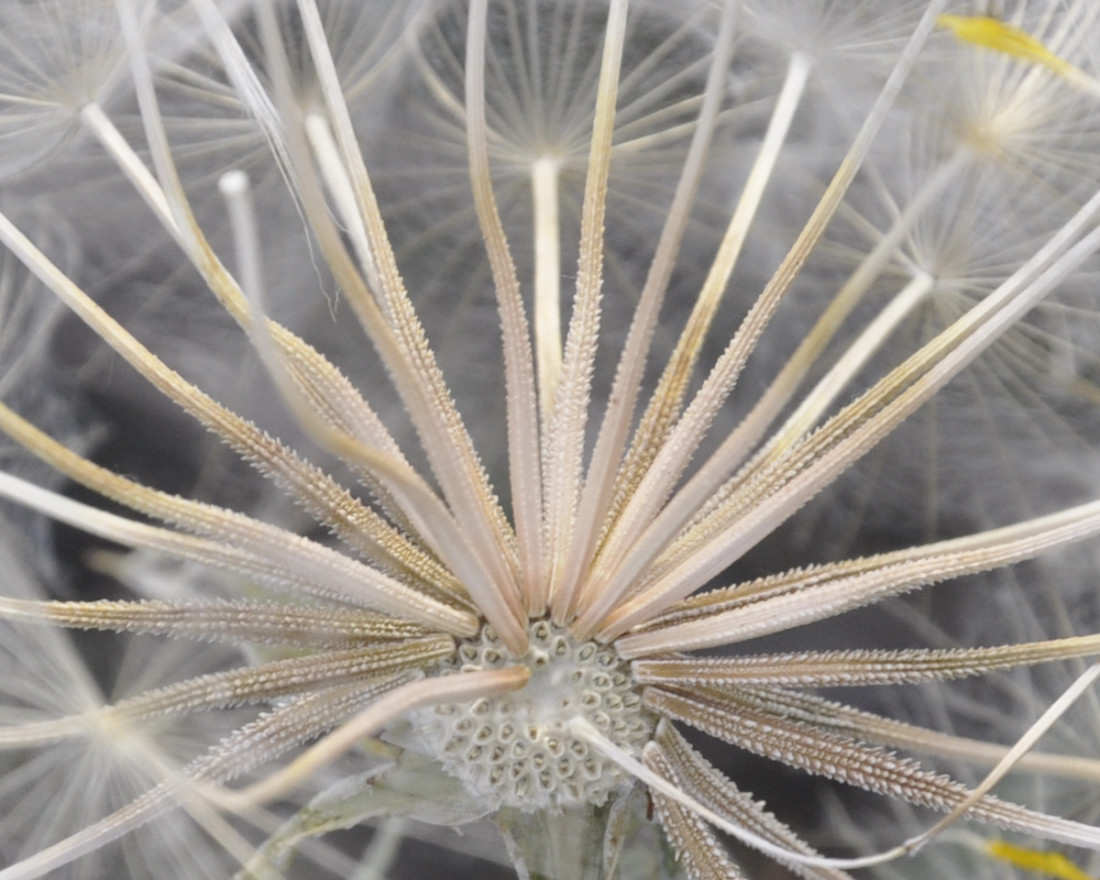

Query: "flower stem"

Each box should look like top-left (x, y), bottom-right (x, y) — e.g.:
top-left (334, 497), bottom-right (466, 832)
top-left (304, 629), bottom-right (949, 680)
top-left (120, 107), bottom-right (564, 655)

top-left (498, 802), bottom-right (617, 880)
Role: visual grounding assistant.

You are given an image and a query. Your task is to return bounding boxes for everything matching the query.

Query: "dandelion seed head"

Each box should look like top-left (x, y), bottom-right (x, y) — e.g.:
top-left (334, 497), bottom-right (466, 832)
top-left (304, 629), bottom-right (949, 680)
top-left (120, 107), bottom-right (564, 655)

top-left (5, 1), bottom-right (1100, 878)
top-left (409, 618), bottom-right (652, 813)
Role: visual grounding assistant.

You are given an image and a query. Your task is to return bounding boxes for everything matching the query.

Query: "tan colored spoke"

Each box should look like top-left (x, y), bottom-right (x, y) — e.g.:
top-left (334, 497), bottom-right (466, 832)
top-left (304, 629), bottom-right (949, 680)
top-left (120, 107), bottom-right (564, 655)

top-left (544, 0), bottom-right (628, 614)
top-left (719, 685), bottom-right (1100, 783)
top-left (574, 1), bottom-right (949, 637)
top-left (604, 187), bottom-right (1100, 637)
top-left (654, 721), bottom-right (854, 880)
top-left (556, 0), bottom-right (738, 621)
top-left (648, 685), bottom-right (1100, 848)
top-left (0, 400), bottom-right (466, 607)
top-left (532, 155), bottom-right (563, 430)
top-left (253, 2), bottom-right (526, 650)
top-left (291, 0), bottom-right (522, 592)
top-left (615, 498), bottom-right (1100, 655)
top-left (467, 0), bottom-right (544, 605)
top-left (633, 636), bottom-right (1100, 687)
top-left (0, 596), bottom-right (429, 648)
top-left (81, 101), bottom-right (417, 538)
top-left (0, 472), bottom-right (476, 636)
top-left (644, 745), bottom-right (745, 880)
top-left (703, 153), bottom-right (966, 481)
top-left (597, 49), bottom-right (810, 585)
top-left (0, 211), bottom-right (447, 590)
top-left (0, 638), bottom-right (451, 749)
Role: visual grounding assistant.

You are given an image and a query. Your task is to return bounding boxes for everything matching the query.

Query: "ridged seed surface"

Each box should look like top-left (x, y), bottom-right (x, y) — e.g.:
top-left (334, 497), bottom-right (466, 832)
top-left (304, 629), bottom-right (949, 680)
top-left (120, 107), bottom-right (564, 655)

top-left (412, 619), bottom-right (653, 812)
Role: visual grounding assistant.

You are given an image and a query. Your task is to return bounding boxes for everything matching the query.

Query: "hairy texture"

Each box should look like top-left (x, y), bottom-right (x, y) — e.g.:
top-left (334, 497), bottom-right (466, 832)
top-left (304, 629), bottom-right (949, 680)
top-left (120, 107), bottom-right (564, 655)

top-left (2, 2), bottom-right (1100, 880)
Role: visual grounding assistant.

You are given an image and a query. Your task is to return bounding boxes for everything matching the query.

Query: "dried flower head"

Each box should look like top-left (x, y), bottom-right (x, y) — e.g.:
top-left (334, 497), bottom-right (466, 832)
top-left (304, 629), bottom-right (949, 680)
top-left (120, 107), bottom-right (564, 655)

top-left (3, 1), bottom-right (1100, 879)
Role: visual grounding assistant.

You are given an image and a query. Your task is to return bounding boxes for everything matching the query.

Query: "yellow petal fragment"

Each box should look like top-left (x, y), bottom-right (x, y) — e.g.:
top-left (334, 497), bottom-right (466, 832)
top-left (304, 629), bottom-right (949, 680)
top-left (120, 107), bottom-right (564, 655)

top-left (937, 15), bottom-right (1076, 78)
top-left (986, 839), bottom-right (1093, 880)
